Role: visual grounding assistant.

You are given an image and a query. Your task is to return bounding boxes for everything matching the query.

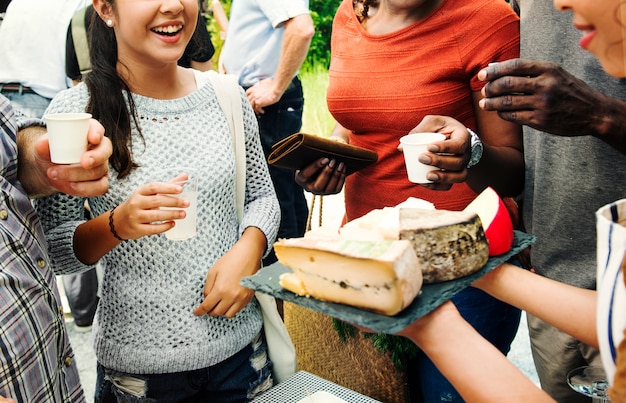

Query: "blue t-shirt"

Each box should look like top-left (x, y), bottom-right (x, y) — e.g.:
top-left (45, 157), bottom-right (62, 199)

top-left (220, 0), bottom-right (309, 87)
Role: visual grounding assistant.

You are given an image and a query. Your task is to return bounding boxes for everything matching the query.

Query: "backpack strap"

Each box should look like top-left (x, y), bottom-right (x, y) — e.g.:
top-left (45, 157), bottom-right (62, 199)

top-left (206, 71), bottom-right (246, 222)
top-left (71, 6), bottom-right (92, 76)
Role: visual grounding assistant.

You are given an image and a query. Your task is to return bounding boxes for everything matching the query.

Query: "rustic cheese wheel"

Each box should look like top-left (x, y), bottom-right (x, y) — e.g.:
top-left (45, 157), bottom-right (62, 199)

top-left (398, 208), bottom-right (489, 283)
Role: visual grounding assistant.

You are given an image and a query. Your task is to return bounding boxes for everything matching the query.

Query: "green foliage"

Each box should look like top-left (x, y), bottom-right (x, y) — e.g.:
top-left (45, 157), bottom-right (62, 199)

top-left (202, 1), bottom-right (230, 71)
top-left (206, 0), bottom-right (341, 70)
top-left (332, 318), bottom-right (421, 369)
top-left (305, 0), bottom-right (342, 69)
top-left (364, 332), bottom-right (421, 370)
top-left (332, 316), bottom-right (358, 341)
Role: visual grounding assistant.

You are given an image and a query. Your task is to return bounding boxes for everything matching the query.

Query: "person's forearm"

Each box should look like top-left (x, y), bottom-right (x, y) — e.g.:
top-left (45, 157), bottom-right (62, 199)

top-left (467, 143), bottom-right (525, 197)
top-left (238, 226), bottom-right (267, 265)
top-left (477, 263), bottom-right (598, 347)
top-left (212, 0), bottom-right (229, 35)
top-left (405, 302), bottom-right (554, 403)
top-left (467, 92), bottom-right (525, 196)
top-left (273, 13), bottom-right (314, 94)
top-left (17, 125), bottom-right (55, 198)
top-left (74, 210), bottom-right (122, 265)
top-left (330, 122), bottom-right (351, 143)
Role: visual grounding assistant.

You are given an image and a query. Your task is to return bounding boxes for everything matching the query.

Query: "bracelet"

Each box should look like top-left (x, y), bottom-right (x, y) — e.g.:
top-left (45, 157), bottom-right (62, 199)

top-left (108, 205), bottom-right (126, 241)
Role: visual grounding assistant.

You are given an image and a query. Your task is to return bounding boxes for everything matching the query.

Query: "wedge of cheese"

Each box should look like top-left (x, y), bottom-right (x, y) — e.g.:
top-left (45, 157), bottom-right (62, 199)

top-left (275, 237), bottom-right (423, 316)
top-left (338, 204), bottom-right (490, 283)
top-left (399, 208), bottom-right (489, 283)
top-left (339, 197), bottom-right (435, 241)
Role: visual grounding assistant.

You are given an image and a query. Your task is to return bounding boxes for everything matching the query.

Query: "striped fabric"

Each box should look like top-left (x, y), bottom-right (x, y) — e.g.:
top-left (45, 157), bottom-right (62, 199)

top-left (0, 95), bottom-right (84, 402)
top-left (596, 199), bottom-right (626, 387)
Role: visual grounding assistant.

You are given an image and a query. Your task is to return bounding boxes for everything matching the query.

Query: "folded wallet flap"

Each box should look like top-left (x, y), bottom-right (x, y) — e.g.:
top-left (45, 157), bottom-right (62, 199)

top-left (267, 133), bottom-right (378, 175)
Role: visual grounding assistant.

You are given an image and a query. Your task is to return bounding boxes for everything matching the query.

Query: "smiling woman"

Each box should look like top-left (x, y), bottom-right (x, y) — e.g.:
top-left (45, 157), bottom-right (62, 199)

top-left (554, 0), bottom-right (625, 77)
top-left (31, 0), bottom-right (281, 401)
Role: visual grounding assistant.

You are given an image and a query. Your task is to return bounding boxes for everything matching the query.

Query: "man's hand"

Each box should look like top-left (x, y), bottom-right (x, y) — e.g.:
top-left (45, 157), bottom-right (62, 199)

top-left (246, 12), bottom-right (314, 114)
top-left (19, 119), bottom-right (112, 198)
top-left (478, 59), bottom-right (614, 136)
top-left (245, 78), bottom-right (282, 114)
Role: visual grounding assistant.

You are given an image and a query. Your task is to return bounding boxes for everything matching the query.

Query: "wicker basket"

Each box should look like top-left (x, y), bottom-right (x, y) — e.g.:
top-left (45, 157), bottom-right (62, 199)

top-left (283, 302), bottom-right (409, 403)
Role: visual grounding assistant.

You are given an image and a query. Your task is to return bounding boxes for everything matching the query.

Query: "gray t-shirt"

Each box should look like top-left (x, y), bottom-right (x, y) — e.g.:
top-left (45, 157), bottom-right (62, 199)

top-left (521, 0), bottom-right (626, 289)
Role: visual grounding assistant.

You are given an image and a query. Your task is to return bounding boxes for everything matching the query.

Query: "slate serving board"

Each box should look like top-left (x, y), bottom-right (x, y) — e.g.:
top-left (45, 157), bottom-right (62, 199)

top-left (241, 231), bottom-right (536, 333)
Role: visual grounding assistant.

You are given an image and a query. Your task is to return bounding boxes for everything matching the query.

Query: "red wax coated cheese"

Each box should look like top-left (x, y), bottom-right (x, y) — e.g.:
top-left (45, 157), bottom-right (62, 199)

top-left (464, 187), bottom-right (514, 256)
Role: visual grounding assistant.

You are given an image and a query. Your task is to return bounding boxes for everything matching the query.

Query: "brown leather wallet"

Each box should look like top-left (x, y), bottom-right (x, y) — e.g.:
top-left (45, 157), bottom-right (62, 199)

top-left (267, 132), bottom-right (378, 175)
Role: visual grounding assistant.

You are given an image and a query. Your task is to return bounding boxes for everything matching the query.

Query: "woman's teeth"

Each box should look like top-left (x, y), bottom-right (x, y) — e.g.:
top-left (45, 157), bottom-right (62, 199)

top-left (152, 25), bottom-right (183, 36)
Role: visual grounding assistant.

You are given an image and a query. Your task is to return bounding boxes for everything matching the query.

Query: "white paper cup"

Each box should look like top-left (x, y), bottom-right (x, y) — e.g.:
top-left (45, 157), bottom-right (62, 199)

top-left (44, 113), bottom-right (91, 164)
top-left (157, 167), bottom-right (198, 241)
top-left (399, 132), bottom-right (446, 183)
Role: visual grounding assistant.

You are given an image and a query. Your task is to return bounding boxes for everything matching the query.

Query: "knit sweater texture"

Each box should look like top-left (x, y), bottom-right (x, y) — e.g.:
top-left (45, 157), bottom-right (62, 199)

top-left (33, 70), bottom-right (280, 374)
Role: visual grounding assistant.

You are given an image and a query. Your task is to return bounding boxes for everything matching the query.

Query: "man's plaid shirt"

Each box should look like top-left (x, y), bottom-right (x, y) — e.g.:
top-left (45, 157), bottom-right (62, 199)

top-left (0, 95), bottom-right (84, 402)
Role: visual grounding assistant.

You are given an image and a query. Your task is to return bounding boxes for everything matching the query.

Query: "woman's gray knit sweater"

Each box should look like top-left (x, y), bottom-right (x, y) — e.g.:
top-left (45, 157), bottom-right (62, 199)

top-left (33, 71), bottom-right (280, 374)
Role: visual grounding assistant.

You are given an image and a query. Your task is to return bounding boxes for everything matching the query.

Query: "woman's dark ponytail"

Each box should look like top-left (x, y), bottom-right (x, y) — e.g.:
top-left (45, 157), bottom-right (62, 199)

top-left (85, 6), bottom-right (142, 179)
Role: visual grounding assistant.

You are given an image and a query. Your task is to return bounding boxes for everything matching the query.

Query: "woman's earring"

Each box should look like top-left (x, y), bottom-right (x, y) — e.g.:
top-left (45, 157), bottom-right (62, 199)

top-left (106, 19), bottom-right (113, 27)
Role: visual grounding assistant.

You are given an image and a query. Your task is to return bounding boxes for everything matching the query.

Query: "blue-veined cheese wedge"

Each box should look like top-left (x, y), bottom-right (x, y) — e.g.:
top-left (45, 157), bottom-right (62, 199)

top-left (275, 238), bottom-right (422, 316)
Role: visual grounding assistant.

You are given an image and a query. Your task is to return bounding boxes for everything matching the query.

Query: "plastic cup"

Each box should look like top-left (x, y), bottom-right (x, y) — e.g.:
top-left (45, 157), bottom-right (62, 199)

top-left (44, 113), bottom-right (91, 164)
top-left (399, 132), bottom-right (446, 183)
top-left (157, 167), bottom-right (198, 241)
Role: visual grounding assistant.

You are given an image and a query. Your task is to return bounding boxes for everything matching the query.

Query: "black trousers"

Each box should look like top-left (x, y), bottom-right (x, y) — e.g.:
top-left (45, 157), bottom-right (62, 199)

top-left (255, 77), bottom-right (309, 266)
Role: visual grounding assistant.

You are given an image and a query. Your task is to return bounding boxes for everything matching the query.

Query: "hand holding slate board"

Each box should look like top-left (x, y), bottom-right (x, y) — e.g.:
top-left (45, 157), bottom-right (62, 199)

top-left (241, 231), bottom-right (536, 334)
top-left (267, 132), bottom-right (378, 175)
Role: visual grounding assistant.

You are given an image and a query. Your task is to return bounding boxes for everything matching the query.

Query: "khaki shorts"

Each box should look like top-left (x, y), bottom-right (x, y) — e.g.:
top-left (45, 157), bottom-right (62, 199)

top-left (527, 314), bottom-right (603, 403)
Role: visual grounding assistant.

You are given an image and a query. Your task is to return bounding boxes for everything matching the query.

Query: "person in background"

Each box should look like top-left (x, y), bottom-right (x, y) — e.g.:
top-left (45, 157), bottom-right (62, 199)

top-left (219, 0), bottom-right (314, 266)
top-left (211, 0), bottom-right (229, 39)
top-left (296, 0), bottom-right (523, 401)
top-left (178, 7), bottom-right (216, 71)
top-left (0, 0), bottom-right (90, 118)
top-left (0, 93), bottom-right (112, 402)
top-left (33, 0), bottom-right (280, 400)
top-left (476, 0), bottom-right (626, 400)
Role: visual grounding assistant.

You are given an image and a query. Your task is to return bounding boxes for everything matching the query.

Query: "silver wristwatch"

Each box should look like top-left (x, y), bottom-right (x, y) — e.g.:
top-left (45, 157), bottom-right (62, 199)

top-left (466, 128), bottom-right (483, 168)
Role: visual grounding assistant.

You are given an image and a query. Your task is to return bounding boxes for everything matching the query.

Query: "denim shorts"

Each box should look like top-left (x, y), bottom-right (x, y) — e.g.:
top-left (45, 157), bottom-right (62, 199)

top-left (0, 90), bottom-right (51, 119)
top-left (94, 333), bottom-right (273, 402)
